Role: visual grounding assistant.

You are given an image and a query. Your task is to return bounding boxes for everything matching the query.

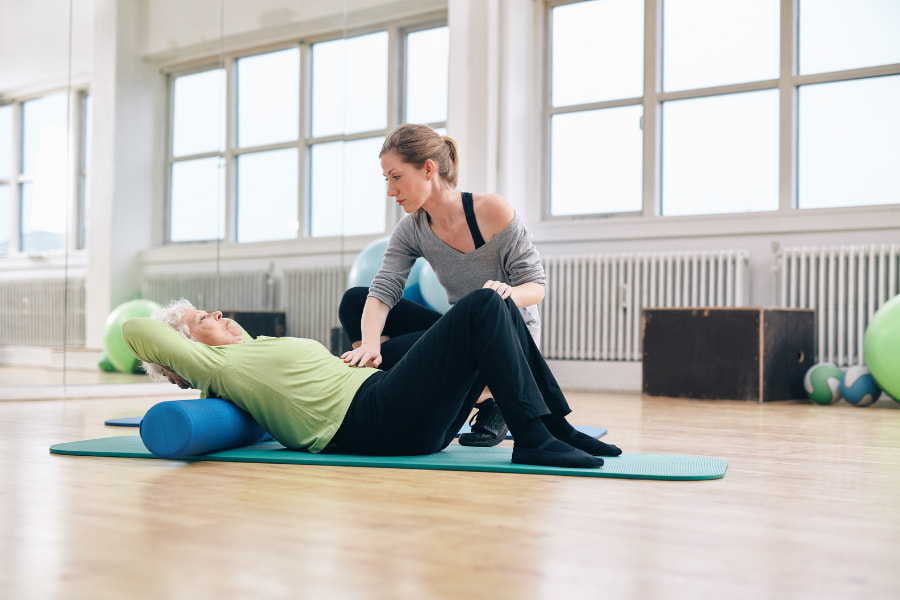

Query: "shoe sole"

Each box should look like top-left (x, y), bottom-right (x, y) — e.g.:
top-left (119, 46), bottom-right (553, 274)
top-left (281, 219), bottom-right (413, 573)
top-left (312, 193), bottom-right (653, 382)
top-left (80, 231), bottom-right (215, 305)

top-left (458, 428), bottom-right (510, 447)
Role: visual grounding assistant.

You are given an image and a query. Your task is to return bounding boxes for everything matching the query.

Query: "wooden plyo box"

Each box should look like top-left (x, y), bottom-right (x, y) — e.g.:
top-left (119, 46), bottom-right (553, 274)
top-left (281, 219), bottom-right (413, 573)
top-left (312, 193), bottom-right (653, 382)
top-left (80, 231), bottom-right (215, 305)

top-left (641, 307), bottom-right (816, 402)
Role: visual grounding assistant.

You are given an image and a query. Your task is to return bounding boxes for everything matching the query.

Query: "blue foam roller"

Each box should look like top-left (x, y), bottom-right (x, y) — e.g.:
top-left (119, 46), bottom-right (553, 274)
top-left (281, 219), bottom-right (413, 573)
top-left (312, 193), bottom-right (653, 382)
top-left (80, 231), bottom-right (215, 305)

top-left (140, 398), bottom-right (272, 459)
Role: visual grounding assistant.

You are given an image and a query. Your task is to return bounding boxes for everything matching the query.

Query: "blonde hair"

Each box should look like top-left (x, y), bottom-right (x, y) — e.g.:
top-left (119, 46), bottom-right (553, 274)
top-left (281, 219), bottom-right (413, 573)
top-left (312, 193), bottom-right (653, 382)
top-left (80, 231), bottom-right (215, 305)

top-left (380, 124), bottom-right (460, 188)
top-left (140, 298), bottom-right (196, 381)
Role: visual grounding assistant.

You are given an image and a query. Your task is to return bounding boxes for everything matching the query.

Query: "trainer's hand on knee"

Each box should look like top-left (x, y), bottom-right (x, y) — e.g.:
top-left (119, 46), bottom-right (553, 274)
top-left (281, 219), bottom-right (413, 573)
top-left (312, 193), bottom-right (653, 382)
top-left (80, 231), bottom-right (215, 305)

top-left (341, 344), bottom-right (382, 369)
top-left (483, 280), bottom-right (513, 300)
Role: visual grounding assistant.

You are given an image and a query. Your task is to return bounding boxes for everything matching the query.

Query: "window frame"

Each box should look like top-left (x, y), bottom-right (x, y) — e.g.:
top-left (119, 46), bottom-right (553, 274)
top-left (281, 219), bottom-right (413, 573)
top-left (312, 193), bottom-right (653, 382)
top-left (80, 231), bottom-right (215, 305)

top-left (162, 17), bottom-right (449, 247)
top-left (542, 0), bottom-right (900, 222)
top-left (0, 87), bottom-right (90, 258)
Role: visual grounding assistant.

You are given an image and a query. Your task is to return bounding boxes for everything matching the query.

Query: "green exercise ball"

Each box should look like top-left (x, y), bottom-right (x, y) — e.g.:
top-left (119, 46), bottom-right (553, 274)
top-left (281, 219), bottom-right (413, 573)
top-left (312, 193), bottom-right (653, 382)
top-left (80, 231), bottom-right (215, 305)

top-left (103, 299), bottom-right (161, 373)
top-left (864, 293), bottom-right (900, 401)
top-left (97, 351), bottom-right (116, 373)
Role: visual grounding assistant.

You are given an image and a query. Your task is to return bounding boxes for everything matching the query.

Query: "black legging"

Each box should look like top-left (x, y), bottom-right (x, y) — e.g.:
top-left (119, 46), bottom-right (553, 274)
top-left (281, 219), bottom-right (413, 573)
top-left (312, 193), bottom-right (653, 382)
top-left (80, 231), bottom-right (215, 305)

top-left (331, 289), bottom-right (571, 456)
top-left (338, 286), bottom-right (442, 370)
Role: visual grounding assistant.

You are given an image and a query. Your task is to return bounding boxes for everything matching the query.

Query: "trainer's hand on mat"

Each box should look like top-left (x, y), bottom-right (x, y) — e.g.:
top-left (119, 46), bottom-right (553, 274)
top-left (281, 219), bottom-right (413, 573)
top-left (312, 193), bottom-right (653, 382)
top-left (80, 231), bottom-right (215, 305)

top-left (341, 343), bottom-right (382, 369)
top-left (160, 365), bottom-right (192, 389)
top-left (483, 279), bottom-right (513, 300)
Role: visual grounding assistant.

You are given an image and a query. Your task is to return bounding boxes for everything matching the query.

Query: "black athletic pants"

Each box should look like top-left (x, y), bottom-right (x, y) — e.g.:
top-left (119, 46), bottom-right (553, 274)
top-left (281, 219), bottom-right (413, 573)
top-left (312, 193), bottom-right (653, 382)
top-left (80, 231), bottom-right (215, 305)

top-left (338, 286), bottom-right (441, 370)
top-left (331, 289), bottom-right (571, 455)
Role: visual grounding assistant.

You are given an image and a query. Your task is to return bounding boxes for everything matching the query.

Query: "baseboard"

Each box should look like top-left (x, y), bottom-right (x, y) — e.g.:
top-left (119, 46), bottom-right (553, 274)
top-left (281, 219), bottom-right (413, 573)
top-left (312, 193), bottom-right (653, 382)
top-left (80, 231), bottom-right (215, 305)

top-left (547, 360), bottom-right (642, 392)
top-left (0, 346), bottom-right (104, 370)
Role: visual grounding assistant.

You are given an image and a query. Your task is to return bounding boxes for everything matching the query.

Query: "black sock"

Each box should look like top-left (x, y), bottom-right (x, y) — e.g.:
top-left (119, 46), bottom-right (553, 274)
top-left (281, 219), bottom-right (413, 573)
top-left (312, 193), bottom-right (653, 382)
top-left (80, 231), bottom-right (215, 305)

top-left (562, 431), bottom-right (623, 457)
top-left (542, 414), bottom-right (576, 439)
top-left (543, 415), bottom-right (622, 456)
top-left (509, 417), bottom-right (554, 449)
top-left (512, 438), bottom-right (604, 469)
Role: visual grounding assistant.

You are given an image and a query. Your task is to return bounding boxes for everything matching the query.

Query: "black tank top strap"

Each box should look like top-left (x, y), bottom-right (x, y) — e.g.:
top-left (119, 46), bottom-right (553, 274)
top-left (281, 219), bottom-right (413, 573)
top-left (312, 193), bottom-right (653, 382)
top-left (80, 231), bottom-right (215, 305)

top-left (461, 192), bottom-right (486, 249)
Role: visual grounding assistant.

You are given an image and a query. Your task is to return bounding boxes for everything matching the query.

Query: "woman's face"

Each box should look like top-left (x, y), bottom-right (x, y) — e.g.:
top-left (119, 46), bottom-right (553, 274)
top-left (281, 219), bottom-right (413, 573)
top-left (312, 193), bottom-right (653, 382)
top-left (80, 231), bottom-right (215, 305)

top-left (381, 151), bottom-right (430, 214)
top-left (185, 310), bottom-right (243, 346)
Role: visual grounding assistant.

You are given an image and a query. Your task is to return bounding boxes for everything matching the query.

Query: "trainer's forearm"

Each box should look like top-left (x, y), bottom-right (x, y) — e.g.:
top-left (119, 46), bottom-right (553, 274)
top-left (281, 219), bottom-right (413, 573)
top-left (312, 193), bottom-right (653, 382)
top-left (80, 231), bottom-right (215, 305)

top-left (510, 282), bottom-right (545, 308)
top-left (360, 296), bottom-right (391, 345)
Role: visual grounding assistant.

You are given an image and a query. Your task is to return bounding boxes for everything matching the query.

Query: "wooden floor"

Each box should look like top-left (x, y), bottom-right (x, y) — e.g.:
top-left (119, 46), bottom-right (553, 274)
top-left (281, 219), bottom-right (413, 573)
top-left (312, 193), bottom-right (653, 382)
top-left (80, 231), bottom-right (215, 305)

top-left (1, 382), bottom-right (899, 600)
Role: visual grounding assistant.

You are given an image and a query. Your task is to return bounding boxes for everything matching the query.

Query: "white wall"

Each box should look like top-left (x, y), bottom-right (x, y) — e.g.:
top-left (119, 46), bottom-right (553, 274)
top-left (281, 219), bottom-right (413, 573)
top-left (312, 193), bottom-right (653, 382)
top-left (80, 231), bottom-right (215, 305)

top-left (0, 0), bottom-right (94, 97)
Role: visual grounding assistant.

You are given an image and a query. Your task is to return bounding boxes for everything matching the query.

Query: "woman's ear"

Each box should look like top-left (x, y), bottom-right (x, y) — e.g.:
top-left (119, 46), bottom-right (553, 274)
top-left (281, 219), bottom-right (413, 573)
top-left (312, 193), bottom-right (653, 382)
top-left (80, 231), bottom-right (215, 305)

top-left (424, 159), bottom-right (436, 181)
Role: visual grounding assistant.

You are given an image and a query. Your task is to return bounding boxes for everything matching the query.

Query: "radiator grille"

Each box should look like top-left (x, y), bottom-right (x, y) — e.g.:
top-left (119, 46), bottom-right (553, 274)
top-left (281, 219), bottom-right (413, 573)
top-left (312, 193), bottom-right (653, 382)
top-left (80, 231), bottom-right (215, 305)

top-left (776, 244), bottom-right (900, 367)
top-left (141, 271), bottom-right (272, 311)
top-left (283, 267), bottom-right (349, 345)
top-left (0, 278), bottom-right (86, 346)
top-left (542, 250), bottom-right (750, 361)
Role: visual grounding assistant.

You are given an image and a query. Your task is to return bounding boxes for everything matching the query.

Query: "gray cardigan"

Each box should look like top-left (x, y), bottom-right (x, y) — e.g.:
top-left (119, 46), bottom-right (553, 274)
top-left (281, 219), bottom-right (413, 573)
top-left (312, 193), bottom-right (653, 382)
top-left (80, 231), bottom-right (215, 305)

top-left (368, 209), bottom-right (546, 343)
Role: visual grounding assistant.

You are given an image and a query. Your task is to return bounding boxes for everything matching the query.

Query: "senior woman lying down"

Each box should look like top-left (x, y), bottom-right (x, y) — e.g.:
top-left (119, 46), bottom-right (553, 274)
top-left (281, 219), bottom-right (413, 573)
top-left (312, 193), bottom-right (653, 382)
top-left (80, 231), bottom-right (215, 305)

top-left (122, 288), bottom-right (621, 468)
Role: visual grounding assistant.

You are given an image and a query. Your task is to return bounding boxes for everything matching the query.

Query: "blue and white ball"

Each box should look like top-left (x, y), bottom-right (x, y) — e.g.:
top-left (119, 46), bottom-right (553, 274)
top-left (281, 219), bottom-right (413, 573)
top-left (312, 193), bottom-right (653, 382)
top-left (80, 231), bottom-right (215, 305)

top-left (839, 365), bottom-right (882, 407)
top-left (803, 362), bottom-right (844, 405)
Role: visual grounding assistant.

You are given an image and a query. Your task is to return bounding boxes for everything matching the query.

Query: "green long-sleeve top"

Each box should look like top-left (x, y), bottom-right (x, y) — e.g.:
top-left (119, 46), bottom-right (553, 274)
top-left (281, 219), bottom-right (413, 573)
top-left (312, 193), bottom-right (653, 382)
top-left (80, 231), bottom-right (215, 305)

top-left (122, 318), bottom-right (379, 453)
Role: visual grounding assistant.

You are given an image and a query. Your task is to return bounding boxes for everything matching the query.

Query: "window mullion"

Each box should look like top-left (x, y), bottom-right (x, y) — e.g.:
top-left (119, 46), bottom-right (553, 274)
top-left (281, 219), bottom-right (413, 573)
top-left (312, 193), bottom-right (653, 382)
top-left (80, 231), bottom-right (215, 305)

top-left (778, 0), bottom-right (797, 212)
top-left (642, 0), bottom-right (661, 218)
top-left (224, 55), bottom-right (236, 243)
top-left (299, 41), bottom-right (311, 238)
top-left (11, 101), bottom-right (22, 255)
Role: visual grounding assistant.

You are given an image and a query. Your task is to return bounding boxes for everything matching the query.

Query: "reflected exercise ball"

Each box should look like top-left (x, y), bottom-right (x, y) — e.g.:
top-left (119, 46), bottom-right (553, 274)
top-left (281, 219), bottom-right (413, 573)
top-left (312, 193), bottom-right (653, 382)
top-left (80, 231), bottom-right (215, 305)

top-left (103, 299), bottom-right (162, 373)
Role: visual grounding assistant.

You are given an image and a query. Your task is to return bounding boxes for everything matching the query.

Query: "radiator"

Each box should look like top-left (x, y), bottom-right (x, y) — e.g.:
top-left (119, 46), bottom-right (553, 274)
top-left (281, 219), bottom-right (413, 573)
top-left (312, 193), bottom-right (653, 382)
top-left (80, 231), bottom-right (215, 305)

top-left (542, 250), bottom-right (750, 361)
top-left (141, 271), bottom-right (272, 312)
top-left (776, 244), bottom-right (900, 367)
top-left (283, 266), bottom-right (349, 345)
top-left (0, 278), bottom-right (86, 346)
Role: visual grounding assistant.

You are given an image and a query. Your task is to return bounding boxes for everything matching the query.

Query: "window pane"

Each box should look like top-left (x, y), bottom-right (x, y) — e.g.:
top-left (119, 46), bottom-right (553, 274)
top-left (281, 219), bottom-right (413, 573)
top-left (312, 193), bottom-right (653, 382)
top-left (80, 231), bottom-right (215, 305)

top-left (552, 0), bottom-right (644, 106)
top-left (663, 0), bottom-right (779, 92)
top-left (170, 158), bottom-right (225, 242)
top-left (0, 184), bottom-right (9, 254)
top-left (237, 48), bottom-right (300, 148)
top-left (0, 104), bottom-right (11, 179)
top-left (172, 70), bottom-right (225, 157)
top-left (22, 93), bottom-right (67, 175)
top-left (311, 32), bottom-right (388, 137)
top-left (21, 181), bottom-right (65, 252)
top-left (799, 0), bottom-right (900, 75)
top-left (550, 107), bottom-right (643, 216)
top-left (798, 75), bottom-right (900, 209)
top-left (310, 137), bottom-right (385, 237)
top-left (236, 148), bottom-right (299, 242)
top-left (405, 27), bottom-right (449, 124)
top-left (662, 90), bottom-right (779, 216)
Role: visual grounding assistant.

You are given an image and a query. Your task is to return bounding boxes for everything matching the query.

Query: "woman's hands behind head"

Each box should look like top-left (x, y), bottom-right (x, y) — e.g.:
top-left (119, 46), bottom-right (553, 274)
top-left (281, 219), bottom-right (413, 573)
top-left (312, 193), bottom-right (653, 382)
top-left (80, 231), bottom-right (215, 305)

top-left (159, 364), bottom-right (192, 389)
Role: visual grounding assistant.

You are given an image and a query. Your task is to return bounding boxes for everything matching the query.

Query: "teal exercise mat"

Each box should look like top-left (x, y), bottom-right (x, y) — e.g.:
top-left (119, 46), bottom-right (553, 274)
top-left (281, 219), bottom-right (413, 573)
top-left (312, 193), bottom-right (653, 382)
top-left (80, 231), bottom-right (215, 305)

top-left (106, 416), bottom-right (608, 439)
top-left (50, 436), bottom-right (727, 481)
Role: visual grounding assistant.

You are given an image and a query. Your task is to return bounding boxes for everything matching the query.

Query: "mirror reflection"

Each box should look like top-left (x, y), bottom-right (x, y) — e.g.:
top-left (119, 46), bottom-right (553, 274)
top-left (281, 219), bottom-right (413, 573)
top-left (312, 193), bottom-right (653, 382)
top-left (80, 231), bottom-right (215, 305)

top-left (0, 0), bottom-right (450, 397)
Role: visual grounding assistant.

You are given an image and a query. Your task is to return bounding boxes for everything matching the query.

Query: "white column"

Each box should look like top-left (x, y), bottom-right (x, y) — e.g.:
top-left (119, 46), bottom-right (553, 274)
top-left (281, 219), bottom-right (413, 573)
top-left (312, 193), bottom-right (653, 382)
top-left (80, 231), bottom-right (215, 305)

top-left (447, 0), bottom-right (501, 194)
top-left (84, 0), bottom-right (157, 348)
top-left (447, 0), bottom-right (540, 219)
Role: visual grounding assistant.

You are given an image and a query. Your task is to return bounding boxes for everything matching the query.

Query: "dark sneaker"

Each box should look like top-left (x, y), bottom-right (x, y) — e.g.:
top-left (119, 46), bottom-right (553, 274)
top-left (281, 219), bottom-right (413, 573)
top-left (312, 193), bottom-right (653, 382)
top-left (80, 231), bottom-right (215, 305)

top-left (458, 399), bottom-right (509, 447)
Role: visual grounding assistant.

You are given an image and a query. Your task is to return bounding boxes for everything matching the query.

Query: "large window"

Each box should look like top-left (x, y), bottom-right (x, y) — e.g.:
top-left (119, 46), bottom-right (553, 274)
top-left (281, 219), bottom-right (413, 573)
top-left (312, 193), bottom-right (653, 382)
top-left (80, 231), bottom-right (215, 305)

top-left (546, 0), bottom-right (900, 218)
top-left (0, 91), bottom-right (90, 256)
top-left (166, 22), bottom-right (449, 244)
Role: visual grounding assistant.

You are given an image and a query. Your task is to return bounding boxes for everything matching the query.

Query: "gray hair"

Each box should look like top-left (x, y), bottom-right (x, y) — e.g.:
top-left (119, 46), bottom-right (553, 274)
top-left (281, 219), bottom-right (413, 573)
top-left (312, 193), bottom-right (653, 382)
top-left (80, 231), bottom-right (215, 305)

top-left (140, 298), bottom-right (196, 381)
